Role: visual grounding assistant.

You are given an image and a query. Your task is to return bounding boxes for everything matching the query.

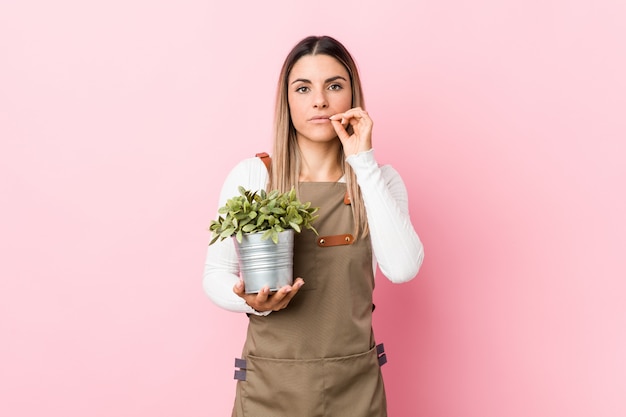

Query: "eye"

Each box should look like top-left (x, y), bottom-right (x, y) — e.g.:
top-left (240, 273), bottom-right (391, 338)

top-left (328, 84), bottom-right (343, 91)
top-left (295, 86), bottom-right (310, 93)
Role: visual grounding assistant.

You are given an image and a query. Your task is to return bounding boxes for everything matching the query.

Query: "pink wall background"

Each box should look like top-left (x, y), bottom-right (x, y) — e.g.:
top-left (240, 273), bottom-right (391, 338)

top-left (2, 1), bottom-right (625, 416)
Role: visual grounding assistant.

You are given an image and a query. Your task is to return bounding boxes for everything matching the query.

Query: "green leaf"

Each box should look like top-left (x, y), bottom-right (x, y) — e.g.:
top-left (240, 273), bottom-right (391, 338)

top-left (268, 189), bottom-right (280, 199)
top-left (238, 218), bottom-right (251, 230)
top-left (256, 214), bottom-right (267, 227)
top-left (242, 223), bottom-right (256, 232)
top-left (222, 217), bottom-right (232, 228)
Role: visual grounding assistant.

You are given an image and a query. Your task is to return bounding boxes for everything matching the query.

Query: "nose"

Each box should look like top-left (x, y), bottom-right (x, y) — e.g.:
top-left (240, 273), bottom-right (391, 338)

top-left (312, 90), bottom-right (328, 109)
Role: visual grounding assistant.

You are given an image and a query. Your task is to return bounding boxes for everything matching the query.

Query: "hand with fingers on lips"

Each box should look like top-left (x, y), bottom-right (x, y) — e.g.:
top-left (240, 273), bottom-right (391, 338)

top-left (329, 107), bottom-right (373, 157)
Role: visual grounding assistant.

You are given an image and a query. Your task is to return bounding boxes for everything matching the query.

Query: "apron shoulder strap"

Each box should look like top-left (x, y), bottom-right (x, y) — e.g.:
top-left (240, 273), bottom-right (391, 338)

top-left (255, 152), bottom-right (271, 173)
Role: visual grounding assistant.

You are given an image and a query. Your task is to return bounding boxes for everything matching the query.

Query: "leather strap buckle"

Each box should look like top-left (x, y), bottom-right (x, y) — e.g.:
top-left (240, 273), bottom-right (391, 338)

top-left (317, 234), bottom-right (354, 247)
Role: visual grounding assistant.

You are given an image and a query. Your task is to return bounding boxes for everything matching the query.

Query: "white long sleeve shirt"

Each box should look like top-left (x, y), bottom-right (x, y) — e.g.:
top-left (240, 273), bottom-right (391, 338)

top-left (203, 149), bottom-right (424, 315)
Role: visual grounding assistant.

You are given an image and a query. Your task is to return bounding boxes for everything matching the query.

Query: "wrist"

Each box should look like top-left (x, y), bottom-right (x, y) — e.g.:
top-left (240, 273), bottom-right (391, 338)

top-left (245, 301), bottom-right (271, 316)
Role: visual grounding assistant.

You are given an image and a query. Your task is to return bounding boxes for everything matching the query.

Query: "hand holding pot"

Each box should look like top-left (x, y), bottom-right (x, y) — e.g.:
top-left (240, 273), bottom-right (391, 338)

top-left (234, 278), bottom-right (305, 312)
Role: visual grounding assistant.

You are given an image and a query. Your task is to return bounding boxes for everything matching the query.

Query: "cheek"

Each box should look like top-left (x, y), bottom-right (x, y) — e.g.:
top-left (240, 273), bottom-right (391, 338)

top-left (288, 98), bottom-right (306, 123)
top-left (337, 91), bottom-right (352, 111)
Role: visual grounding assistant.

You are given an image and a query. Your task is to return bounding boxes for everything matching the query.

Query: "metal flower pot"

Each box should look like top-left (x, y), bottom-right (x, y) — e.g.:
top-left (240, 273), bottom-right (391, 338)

top-left (234, 229), bottom-right (294, 294)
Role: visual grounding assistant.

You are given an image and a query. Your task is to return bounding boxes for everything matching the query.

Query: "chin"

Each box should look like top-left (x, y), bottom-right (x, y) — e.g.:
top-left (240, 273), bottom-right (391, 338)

top-left (305, 134), bottom-right (339, 143)
top-left (301, 128), bottom-right (338, 142)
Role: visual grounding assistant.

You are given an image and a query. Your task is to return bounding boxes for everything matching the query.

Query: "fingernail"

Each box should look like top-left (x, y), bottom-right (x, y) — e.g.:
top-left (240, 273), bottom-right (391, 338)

top-left (329, 115), bottom-right (336, 120)
top-left (341, 118), bottom-right (346, 124)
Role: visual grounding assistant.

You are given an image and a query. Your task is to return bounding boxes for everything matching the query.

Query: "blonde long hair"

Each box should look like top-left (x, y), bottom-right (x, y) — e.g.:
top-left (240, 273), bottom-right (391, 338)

top-left (268, 35), bottom-right (369, 239)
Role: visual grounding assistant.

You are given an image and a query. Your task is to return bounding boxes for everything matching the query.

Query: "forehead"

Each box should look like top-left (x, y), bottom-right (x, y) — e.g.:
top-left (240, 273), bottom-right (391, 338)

top-left (288, 54), bottom-right (350, 82)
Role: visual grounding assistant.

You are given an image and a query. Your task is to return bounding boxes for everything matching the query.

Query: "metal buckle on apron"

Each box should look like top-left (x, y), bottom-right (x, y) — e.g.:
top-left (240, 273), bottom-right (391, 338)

top-left (376, 343), bottom-right (387, 367)
top-left (234, 358), bottom-right (247, 381)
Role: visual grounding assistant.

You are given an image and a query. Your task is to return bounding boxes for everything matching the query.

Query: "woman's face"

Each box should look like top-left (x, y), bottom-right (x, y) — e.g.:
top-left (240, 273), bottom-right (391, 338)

top-left (287, 54), bottom-right (352, 145)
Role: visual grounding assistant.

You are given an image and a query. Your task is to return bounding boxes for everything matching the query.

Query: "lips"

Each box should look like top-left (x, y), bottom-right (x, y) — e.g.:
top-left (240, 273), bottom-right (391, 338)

top-left (309, 115), bottom-right (332, 122)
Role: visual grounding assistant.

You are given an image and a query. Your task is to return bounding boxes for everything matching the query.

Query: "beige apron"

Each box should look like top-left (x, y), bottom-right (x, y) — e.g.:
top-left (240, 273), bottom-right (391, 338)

top-left (231, 182), bottom-right (387, 417)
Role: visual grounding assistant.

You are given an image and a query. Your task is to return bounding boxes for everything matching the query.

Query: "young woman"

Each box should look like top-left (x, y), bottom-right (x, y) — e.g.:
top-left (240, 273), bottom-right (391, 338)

top-left (204, 35), bottom-right (424, 417)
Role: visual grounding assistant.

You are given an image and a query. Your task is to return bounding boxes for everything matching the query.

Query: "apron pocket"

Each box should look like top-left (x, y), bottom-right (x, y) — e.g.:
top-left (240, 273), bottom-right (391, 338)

top-left (236, 347), bottom-right (386, 417)
top-left (240, 355), bottom-right (325, 417)
top-left (323, 346), bottom-right (387, 417)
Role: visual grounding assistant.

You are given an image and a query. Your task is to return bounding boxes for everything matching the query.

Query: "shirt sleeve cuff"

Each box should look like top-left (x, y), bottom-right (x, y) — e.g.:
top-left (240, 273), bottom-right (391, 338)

top-left (346, 148), bottom-right (376, 169)
top-left (245, 303), bottom-right (272, 316)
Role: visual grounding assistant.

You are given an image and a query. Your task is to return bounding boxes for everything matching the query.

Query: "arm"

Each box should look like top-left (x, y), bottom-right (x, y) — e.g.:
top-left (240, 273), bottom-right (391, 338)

top-left (202, 157), bottom-right (271, 315)
top-left (347, 149), bottom-right (424, 283)
top-left (203, 157), bottom-right (306, 314)
top-left (330, 108), bottom-right (424, 283)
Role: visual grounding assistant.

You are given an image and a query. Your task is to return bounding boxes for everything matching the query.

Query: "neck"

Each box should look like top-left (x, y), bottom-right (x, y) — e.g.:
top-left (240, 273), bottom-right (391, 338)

top-left (297, 139), bottom-right (343, 182)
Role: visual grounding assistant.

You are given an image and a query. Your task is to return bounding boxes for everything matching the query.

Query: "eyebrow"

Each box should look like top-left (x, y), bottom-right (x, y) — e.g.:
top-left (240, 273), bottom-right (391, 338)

top-left (290, 75), bottom-right (348, 85)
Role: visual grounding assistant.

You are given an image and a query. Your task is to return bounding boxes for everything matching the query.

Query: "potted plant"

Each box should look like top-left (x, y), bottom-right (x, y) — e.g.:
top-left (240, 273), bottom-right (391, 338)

top-left (209, 186), bottom-right (318, 293)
